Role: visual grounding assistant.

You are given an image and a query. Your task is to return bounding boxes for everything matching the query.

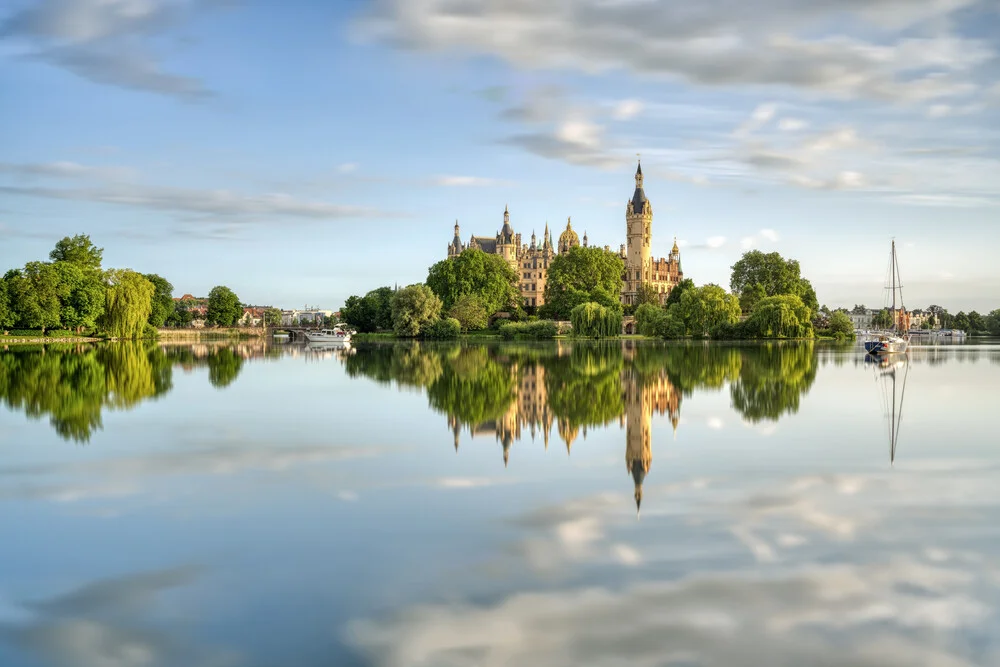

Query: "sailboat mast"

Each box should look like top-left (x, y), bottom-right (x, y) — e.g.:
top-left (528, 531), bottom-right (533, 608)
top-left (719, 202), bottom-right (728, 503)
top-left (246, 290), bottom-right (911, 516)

top-left (891, 369), bottom-right (897, 464)
top-left (891, 240), bottom-right (897, 329)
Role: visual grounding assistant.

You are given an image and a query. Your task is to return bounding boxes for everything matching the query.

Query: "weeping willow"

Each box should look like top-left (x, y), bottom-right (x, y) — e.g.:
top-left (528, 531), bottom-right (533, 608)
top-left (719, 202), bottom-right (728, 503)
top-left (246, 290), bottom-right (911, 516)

top-left (102, 269), bottom-right (154, 339)
top-left (570, 302), bottom-right (623, 338)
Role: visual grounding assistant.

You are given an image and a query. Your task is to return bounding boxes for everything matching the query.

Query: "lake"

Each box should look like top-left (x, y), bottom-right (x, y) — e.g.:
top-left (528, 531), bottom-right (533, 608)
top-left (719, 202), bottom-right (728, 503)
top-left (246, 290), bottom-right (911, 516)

top-left (2, 338), bottom-right (999, 667)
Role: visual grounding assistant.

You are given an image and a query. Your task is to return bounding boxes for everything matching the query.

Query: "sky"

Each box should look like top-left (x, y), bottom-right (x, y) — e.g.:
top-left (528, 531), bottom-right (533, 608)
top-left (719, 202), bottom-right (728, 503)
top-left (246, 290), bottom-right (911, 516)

top-left (1, 0), bottom-right (998, 312)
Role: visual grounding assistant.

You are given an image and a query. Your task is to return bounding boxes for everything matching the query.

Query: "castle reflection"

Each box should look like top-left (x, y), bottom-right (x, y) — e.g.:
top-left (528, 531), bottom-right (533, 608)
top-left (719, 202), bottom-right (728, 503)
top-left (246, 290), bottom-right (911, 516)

top-left (2, 339), bottom-right (822, 510)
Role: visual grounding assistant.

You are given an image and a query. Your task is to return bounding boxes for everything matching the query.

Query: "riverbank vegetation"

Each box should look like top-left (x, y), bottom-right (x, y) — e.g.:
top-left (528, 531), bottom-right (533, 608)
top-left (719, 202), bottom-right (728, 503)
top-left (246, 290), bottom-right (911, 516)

top-left (1, 234), bottom-right (253, 340)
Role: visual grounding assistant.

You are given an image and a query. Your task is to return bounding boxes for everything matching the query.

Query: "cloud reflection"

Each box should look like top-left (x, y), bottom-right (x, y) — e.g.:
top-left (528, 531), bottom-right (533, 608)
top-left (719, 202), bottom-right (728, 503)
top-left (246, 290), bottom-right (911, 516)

top-left (345, 462), bottom-right (1000, 667)
top-left (1, 567), bottom-right (239, 667)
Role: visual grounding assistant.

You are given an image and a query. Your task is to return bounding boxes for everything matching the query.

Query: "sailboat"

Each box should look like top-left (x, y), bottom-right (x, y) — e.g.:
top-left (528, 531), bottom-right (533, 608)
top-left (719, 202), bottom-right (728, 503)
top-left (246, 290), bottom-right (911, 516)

top-left (864, 240), bottom-right (910, 355)
top-left (867, 355), bottom-right (909, 465)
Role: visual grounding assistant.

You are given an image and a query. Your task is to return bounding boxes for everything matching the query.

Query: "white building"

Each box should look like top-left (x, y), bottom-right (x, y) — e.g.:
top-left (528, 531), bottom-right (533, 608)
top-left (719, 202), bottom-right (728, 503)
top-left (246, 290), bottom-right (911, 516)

top-left (848, 310), bottom-right (873, 330)
top-left (280, 309), bottom-right (335, 326)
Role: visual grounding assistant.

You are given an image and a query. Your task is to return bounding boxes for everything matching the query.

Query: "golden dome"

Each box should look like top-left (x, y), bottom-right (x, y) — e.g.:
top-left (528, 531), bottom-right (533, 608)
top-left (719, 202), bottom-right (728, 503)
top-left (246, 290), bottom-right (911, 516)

top-left (672, 237), bottom-right (680, 254)
top-left (559, 217), bottom-right (580, 249)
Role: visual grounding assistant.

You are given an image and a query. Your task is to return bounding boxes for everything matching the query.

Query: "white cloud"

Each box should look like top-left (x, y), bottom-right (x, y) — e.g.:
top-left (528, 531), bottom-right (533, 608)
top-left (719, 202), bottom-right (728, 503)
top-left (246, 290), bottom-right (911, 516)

top-left (612, 98), bottom-right (644, 120)
top-left (0, 0), bottom-right (230, 99)
top-left (735, 103), bottom-right (777, 137)
top-left (706, 235), bottom-right (727, 248)
top-left (0, 161), bottom-right (399, 224)
top-left (433, 175), bottom-right (502, 187)
top-left (778, 117), bottom-right (807, 131)
top-left (759, 228), bottom-right (779, 242)
top-left (337, 163), bottom-right (358, 173)
top-left (358, 1), bottom-right (992, 103)
top-left (707, 417), bottom-right (725, 430)
top-left (435, 477), bottom-right (498, 489)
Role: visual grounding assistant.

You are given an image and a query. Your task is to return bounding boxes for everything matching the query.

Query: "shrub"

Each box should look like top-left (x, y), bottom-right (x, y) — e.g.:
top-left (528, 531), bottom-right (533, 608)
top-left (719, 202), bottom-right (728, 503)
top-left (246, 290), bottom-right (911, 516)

top-left (142, 323), bottom-right (160, 340)
top-left (635, 303), bottom-right (667, 336)
top-left (447, 294), bottom-right (488, 332)
top-left (45, 329), bottom-right (77, 338)
top-left (423, 317), bottom-right (461, 339)
top-left (499, 320), bottom-right (559, 340)
top-left (570, 302), bottom-right (622, 338)
top-left (4, 329), bottom-right (43, 337)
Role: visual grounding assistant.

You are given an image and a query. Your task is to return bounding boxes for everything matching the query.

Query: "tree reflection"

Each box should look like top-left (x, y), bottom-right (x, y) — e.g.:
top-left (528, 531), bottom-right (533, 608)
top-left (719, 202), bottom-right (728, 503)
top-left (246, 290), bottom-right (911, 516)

top-left (0, 343), bottom-right (171, 442)
top-left (730, 342), bottom-right (817, 423)
top-left (344, 340), bottom-right (821, 510)
top-left (0, 342), bottom-right (266, 442)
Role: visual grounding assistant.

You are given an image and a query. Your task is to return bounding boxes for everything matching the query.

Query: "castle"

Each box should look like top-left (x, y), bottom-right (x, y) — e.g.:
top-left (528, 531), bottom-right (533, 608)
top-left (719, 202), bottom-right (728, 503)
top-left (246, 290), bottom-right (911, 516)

top-left (447, 161), bottom-right (684, 308)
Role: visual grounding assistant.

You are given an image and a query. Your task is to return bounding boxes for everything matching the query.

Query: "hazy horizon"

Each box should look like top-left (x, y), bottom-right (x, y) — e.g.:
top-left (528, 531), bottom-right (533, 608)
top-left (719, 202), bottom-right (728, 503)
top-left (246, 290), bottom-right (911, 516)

top-left (2, 0), bottom-right (998, 312)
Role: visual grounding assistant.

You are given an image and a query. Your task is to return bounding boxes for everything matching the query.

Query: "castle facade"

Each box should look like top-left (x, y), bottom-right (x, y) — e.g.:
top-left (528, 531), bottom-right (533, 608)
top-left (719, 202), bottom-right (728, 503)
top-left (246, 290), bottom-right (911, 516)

top-left (447, 162), bottom-right (684, 308)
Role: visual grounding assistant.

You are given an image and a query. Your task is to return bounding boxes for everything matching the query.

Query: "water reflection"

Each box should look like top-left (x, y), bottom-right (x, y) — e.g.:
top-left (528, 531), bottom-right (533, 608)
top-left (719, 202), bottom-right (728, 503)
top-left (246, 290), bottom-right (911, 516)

top-left (341, 341), bottom-right (822, 511)
top-left (0, 342), bottom-right (275, 442)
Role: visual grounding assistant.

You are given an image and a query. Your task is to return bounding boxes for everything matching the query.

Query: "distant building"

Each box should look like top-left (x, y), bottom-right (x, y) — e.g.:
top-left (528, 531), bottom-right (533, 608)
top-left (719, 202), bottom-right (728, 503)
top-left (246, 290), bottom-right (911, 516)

top-left (239, 306), bottom-right (271, 327)
top-left (848, 310), bottom-right (873, 330)
top-left (446, 161), bottom-right (683, 308)
top-left (281, 308), bottom-right (334, 326)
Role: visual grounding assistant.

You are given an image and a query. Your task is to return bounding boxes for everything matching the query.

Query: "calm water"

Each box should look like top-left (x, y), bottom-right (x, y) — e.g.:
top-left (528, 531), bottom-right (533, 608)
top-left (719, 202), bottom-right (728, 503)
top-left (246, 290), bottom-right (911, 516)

top-left (2, 338), bottom-right (999, 667)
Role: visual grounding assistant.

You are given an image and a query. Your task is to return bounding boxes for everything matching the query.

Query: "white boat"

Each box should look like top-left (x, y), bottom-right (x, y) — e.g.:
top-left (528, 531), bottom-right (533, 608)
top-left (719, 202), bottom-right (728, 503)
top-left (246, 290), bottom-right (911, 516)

top-left (864, 240), bottom-right (909, 356)
top-left (303, 327), bottom-right (352, 344)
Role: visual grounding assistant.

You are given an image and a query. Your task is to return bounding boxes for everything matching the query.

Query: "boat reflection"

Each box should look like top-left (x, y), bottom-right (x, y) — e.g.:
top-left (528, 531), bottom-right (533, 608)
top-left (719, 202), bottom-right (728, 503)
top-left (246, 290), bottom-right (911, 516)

top-left (867, 352), bottom-right (909, 465)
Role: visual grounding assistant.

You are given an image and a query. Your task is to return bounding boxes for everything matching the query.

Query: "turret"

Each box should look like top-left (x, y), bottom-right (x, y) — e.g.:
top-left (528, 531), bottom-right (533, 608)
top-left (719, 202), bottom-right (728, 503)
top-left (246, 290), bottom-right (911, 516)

top-left (583, 230), bottom-right (588, 247)
top-left (448, 220), bottom-right (463, 257)
top-left (558, 216), bottom-right (580, 254)
top-left (625, 160), bottom-right (653, 304)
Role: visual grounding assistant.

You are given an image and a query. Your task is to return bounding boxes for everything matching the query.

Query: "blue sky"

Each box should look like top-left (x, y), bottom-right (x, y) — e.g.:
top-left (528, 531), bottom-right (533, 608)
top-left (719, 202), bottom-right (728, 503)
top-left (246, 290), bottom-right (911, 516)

top-left (1, 0), bottom-right (999, 311)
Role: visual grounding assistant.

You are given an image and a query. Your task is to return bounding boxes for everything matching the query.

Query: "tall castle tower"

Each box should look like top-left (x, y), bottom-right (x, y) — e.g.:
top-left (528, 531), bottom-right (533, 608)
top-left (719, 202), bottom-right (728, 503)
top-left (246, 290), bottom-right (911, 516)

top-left (624, 161), bottom-right (652, 305)
top-left (497, 205), bottom-right (519, 269)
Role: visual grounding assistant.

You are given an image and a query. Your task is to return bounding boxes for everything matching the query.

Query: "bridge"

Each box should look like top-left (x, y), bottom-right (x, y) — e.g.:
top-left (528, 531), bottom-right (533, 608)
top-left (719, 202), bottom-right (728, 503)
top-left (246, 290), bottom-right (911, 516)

top-left (268, 325), bottom-right (327, 341)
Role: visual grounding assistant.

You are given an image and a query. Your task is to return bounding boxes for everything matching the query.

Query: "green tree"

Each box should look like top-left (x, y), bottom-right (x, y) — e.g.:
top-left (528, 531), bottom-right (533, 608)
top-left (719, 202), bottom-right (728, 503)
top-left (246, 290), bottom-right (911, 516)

top-left (264, 307), bottom-right (282, 326)
top-left (165, 302), bottom-right (194, 328)
top-left (52, 261), bottom-right (105, 332)
top-left (872, 308), bottom-right (894, 329)
top-left (952, 311), bottom-right (969, 332)
top-left (426, 249), bottom-right (519, 315)
top-left (968, 311), bottom-right (985, 334)
top-left (206, 286), bottom-right (242, 327)
top-left (985, 309), bottom-right (1000, 336)
top-left (0, 279), bottom-right (12, 331)
top-left (101, 269), bottom-right (155, 339)
top-left (664, 278), bottom-right (694, 308)
top-left (8, 263), bottom-right (63, 333)
top-left (826, 311), bottom-right (855, 339)
top-left (675, 284), bottom-right (741, 336)
top-left (635, 303), bottom-right (667, 337)
top-left (144, 274), bottom-right (174, 328)
top-left (542, 247), bottom-right (625, 320)
top-left (634, 282), bottom-right (661, 307)
top-left (49, 234), bottom-right (103, 271)
top-left (570, 302), bottom-right (623, 338)
top-left (448, 294), bottom-right (489, 332)
top-left (744, 295), bottom-right (814, 338)
top-left (341, 286), bottom-right (394, 333)
top-left (739, 283), bottom-right (768, 314)
top-left (391, 284), bottom-right (442, 337)
top-left (730, 250), bottom-right (817, 316)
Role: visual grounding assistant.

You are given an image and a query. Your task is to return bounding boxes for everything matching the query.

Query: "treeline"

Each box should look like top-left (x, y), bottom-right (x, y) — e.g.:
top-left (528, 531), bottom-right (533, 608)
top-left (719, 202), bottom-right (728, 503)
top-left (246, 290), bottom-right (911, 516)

top-left (634, 250), bottom-right (850, 340)
top-left (0, 235), bottom-right (172, 339)
top-left (341, 247), bottom-right (844, 340)
top-left (0, 234), bottom-right (266, 338)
